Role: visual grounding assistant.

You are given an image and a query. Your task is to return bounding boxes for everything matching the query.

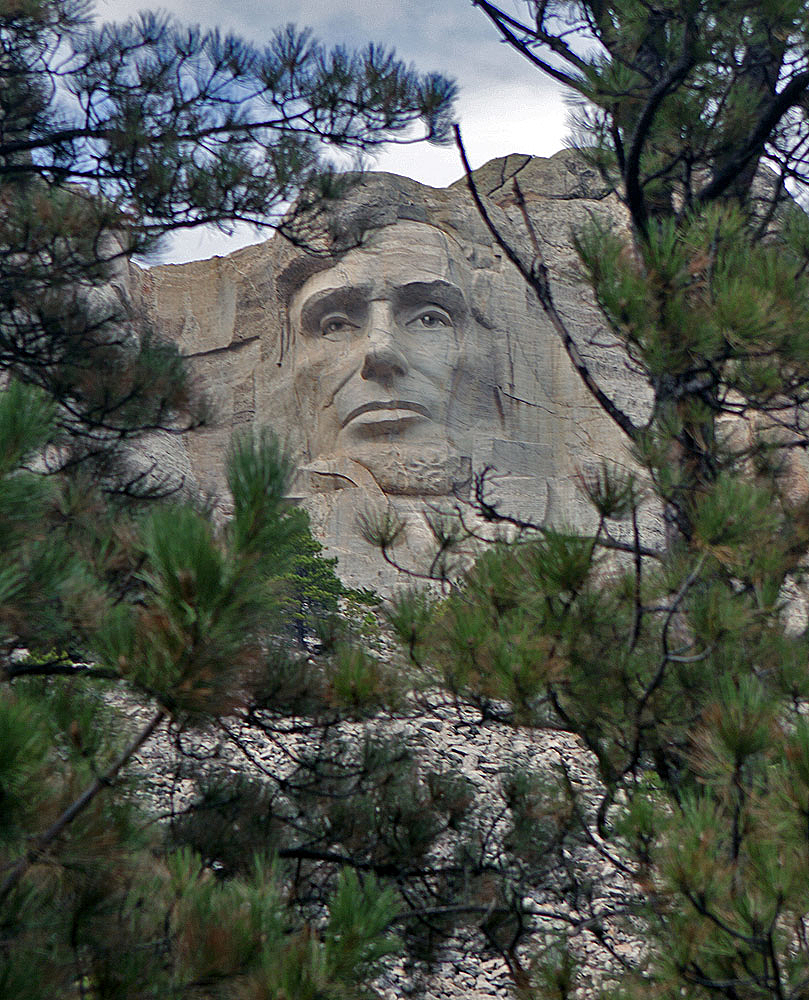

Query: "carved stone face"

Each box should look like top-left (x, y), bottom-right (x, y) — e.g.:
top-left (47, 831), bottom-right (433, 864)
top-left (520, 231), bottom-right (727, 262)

top-left (288, 221), bottom-right (479, 493)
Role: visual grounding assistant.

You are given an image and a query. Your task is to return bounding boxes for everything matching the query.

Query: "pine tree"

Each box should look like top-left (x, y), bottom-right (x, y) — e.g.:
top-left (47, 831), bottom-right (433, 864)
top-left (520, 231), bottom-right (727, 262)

top-left (0, 384), bottom-right (416, 997)
top-left (0, 1), bottom-right (468, 994)
top-left (384, 2), bottom-right (809, 996)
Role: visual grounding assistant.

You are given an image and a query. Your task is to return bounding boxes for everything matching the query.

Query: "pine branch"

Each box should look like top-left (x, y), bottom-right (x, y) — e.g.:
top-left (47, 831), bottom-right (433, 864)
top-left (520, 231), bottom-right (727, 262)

top-left (472, 0), bottom-right (589, 90)
top-left (698, 68), bottom-right (809, 205)
top-left (3, 660), bottom-right (118, 681)
top-left (0, 708), bottom-right (166, 903)
top-left (453, 125), bottom-right (640, 444)
top-left (623, 20), bottom-right (697, 235)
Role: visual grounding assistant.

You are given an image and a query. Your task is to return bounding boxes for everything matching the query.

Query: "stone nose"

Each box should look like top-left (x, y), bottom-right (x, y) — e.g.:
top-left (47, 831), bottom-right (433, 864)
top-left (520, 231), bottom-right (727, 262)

top-left (361, 303), bottom-right (408, 381)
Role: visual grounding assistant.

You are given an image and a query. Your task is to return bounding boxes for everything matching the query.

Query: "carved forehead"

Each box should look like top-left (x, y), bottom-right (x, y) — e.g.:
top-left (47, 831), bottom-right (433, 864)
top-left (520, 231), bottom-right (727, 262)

top-left (288, 221), bottom-right (471, 322)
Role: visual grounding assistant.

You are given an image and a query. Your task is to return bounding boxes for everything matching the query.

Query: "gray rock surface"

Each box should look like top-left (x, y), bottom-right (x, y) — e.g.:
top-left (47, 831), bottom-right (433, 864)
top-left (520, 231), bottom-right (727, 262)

top-left (126, 684), bottom-right (633, 1000)
top-left (123, 159), bottom-right (652, 994)
top-left (132, 149), bottom-right (653, 591)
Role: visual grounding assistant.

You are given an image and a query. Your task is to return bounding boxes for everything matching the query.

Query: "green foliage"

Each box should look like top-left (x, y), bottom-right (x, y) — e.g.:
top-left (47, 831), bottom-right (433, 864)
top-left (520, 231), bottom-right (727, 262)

top-left (18, 0), bottom-right (809, 994)
top-left (0, 379), bottom-right (55, 474)
top-left (0, 691), bottom-right (51, 846)
top-left (502, 766), bottom-right (575, 867)
top-left (0, 371), bottom-right (484, 997)
top-left (324, 869), bottom-right (401, 987)
top-left (282, 512), bottom-right (345, 636)
top-left (0, 389), bottom-right (425, 995)
top-left (330, 643), bottom-right (390, 713)
top-left (430, 3), bottom-right (809, 995)
top-left (292, 732), bottom-right (474, 871)
top-left (226, 428), bottom-right (299, 561)
top-left (524, 942), bottom-right (579, 1000)
top-left (0, 1), bottom-right (470, 995)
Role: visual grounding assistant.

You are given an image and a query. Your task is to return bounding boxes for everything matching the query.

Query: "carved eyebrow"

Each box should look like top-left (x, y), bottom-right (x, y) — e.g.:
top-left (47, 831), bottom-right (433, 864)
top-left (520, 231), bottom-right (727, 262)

top-left (393, 280), bottom-right (467, 318)
top-left (295, 279), bottom-right (468, 334)
top-left (297, 285), bottom-right (371, 334)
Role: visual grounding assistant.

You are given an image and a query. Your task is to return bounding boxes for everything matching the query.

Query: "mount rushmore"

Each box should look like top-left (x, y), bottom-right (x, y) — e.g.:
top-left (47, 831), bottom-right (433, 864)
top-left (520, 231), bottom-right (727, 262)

top-left (129, 150), bottom-right (665, 589)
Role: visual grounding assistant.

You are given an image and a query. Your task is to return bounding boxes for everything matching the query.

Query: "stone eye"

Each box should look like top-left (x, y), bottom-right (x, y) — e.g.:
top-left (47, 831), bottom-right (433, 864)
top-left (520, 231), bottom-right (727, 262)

top-left (321, 315), bottom-right (356, 337)
top-left (409, 307), bottom-right (451, 330)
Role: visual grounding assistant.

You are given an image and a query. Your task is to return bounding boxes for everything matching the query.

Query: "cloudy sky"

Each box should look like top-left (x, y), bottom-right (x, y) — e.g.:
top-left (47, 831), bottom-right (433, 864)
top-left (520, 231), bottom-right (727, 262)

top-left (94, 0), bottom-right (570, 262)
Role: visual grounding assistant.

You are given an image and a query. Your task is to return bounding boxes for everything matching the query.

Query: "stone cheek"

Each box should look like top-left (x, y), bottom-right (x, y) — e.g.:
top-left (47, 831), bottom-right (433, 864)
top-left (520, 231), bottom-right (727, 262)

top-left (132, 150), bottom-right (647, 592)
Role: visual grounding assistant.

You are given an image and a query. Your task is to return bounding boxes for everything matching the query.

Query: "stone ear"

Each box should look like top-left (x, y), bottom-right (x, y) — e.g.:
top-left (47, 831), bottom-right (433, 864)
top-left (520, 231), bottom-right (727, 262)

top-left (470, 273), bottom-right (495, 330)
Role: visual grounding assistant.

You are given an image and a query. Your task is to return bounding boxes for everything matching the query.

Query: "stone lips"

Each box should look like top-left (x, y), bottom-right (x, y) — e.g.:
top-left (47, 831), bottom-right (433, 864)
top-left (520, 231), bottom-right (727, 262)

top-left (342, 400), bottom-right (432, 427)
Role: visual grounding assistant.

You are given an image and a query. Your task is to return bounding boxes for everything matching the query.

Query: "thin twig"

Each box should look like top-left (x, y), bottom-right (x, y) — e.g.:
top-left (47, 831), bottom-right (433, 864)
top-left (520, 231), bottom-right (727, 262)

top-left (453, 125), bottom-right (640, 445)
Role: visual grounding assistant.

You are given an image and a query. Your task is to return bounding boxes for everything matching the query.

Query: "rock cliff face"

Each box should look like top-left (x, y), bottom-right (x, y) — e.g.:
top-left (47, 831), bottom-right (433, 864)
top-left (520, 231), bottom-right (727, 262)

top-left (125, 152), bottom-right (809, 998)
top-left (132, 149), bottom-right (651, 591)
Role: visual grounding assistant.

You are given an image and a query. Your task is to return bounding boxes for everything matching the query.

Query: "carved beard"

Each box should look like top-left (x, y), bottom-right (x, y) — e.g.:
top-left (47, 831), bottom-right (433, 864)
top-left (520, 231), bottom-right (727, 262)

top-left (348, 443), bottom-right (472, 497)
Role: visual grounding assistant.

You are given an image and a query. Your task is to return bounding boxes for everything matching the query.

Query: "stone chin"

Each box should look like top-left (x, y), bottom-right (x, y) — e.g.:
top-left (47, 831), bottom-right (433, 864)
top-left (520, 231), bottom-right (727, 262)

top-left (345, 442), bottom-right (472, 497)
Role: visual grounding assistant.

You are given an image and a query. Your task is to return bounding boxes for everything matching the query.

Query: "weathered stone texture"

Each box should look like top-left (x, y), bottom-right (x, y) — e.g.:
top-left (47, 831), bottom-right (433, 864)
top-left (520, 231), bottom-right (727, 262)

top-left (127, 686), bottom-right (630, 1000)
top-left (131, 149), bottom-right (655, 590)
